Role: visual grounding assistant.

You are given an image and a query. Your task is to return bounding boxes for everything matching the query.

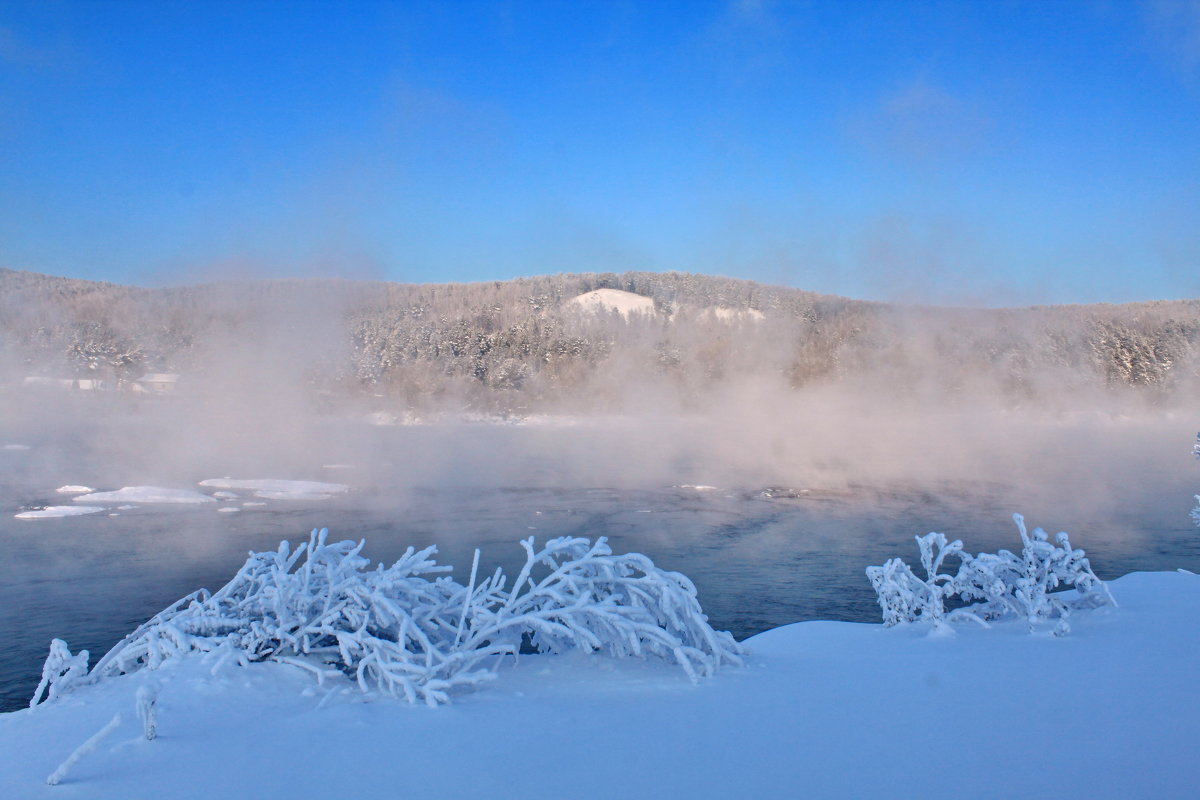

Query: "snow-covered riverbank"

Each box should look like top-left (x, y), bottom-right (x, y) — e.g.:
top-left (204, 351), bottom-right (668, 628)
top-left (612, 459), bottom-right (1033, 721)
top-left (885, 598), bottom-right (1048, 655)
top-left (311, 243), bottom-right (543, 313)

top-left (1, 570), bottom-right (1195, 799)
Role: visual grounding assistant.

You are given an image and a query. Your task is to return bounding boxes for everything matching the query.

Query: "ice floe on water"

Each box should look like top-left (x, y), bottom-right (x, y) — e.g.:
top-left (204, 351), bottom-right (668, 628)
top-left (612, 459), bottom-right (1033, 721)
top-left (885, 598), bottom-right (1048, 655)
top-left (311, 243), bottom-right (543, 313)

top-left (198, 478), bottom-right (350, 501)
top-left (73, 487), bottom-right (216, 504)
top-left (217, 507), bottom-right (240, 513)
top-left (211, 491), bottom-right (239, 500)
top-left (55, 485), bottom-right (94, 494)
top-left (2, 444), bottom-right (31, 451)
top-left (15, 506), bottom-right (105, 520)
top-left (254, 490), bottom-right (331, 500)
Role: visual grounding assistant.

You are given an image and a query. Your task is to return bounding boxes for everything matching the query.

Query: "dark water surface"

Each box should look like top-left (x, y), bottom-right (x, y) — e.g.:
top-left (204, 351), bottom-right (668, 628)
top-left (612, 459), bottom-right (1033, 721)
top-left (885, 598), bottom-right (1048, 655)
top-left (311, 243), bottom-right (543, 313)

top-left (2, 419), bottom-right (1198, 713)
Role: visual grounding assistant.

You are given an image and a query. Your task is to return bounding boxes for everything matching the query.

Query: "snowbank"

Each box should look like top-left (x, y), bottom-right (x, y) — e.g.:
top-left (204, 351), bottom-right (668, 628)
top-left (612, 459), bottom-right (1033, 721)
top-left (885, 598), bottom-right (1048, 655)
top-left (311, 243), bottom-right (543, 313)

top-left (15, 506), bottom-right (105, 520)
top-left (72, 487), bottom-right (215, 505)
top-left (198, 479), bottom-right (349, 500)
top-left (1, 571), bottom-right (1195, 798)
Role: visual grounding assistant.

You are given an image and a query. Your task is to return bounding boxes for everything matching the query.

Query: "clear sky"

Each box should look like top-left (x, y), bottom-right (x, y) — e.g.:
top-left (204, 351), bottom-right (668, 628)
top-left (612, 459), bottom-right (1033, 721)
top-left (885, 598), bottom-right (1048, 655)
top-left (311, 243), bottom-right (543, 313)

top-left (1, 1), bottom-right (1197, 305)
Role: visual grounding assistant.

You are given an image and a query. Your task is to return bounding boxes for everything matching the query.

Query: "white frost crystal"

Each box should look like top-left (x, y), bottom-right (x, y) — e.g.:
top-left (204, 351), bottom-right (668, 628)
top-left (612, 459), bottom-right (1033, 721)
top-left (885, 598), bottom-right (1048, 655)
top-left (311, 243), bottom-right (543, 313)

top-left (33, 530), bottom-right (744, 707)
top-left (867, 514), bottom-right (1115, 635)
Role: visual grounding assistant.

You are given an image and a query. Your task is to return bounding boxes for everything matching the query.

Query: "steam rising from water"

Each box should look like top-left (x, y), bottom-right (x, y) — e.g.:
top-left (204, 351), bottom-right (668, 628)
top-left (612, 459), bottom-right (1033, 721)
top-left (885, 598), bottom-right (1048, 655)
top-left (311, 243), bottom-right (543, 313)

top-left (3, 282), bottom-right (1198, 716)
top-left (1, 271), bottom-right (1196, 531)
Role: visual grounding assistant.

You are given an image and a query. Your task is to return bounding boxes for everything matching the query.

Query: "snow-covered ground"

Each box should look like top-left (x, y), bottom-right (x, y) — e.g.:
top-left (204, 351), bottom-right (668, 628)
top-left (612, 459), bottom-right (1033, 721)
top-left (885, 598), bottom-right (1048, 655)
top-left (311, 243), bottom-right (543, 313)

top-left (567, 288), bottom-right (658, 318)
top-left (1, 571), bottom-right (1195, 799)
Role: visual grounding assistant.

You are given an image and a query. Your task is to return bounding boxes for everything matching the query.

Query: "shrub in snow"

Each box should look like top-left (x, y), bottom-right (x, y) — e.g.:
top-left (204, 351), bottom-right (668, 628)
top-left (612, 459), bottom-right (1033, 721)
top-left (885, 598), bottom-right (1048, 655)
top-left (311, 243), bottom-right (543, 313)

top-left (867, 514), bottom-right (1115, 636)
top-left (865, 533), bottom-right (987, 633)
top-left (1192, 432), bottom-right (1199, 528)
top-left (136, 683), bottom-right (158, 741)
top-left (34, 530), bottom-right (744, 707)
top-left (30, 639), bottom-right (89, 708)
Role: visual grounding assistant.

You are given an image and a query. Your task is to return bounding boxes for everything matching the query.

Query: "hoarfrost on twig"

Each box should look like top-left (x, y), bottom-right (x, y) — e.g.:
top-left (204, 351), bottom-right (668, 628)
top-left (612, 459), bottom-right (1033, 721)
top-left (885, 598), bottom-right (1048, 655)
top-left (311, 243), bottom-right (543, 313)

top-left (1191, 433), bottom-right (1199, 528)
top-left (30, 639), bottom-right (89, 708)
top-left (45, 713), bottom-right (122, 786)
top-left (34, 529), bottom-right (745, 707)
top-left (867, 513), bottom-right (1115, 635)
top-left (136, 683), bottom-right (158, 740)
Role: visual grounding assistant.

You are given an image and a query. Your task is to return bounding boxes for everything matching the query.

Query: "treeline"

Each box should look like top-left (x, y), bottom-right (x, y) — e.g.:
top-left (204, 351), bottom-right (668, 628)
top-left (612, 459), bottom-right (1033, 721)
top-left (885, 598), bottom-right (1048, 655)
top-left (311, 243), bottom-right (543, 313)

top-left (2, 267), bottom-right (1197, 412)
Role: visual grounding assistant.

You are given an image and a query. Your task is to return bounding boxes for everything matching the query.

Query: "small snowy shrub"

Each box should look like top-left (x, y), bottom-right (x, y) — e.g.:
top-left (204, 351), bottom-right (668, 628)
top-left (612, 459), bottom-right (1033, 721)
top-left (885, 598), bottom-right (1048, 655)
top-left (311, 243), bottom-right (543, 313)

top-left (29, 639), bottom-right (89, 708)
top-left (135, 683), bottom-right (158, 740)
top-left (34, 530), bottom-right (744, 707)
top-left (1191, 432), bottom-right (1199, 528)
top-left (867, 514), bottom-right (1114, 635)
top-left (865, 533), bottom-right (987, 632)
top-left (448, 536), bottom-right (742, 685)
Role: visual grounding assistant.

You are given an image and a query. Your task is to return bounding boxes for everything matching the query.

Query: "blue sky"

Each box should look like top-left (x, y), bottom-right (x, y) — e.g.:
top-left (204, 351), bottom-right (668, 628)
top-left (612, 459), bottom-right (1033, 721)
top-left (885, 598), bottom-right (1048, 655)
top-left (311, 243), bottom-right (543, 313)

top-left (1, 1), bottom-right (1197, 305)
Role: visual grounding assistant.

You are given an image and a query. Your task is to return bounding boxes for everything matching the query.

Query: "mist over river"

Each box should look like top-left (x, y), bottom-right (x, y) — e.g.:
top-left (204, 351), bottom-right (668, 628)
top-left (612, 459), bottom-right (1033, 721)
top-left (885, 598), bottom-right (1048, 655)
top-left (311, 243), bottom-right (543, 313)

top-left (2, 412), bottom-right (1198, 712)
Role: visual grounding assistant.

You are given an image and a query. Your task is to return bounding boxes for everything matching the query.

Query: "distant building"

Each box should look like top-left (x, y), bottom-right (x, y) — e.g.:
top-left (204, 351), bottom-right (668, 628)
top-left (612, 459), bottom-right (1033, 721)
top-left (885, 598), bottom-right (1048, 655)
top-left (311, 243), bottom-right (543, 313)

top-left (131, 373), bottom-right (180, 394)
top-left (23, 373), bottom-right (182, 395)
top-left (22, 376), bottom-right (76, 390)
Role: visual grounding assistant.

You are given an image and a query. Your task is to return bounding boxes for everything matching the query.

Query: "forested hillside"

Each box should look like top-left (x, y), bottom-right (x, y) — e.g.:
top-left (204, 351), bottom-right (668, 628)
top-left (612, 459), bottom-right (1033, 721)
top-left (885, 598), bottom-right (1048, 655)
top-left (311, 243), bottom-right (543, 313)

top-left (2, 267), bottom-right (1198, 414)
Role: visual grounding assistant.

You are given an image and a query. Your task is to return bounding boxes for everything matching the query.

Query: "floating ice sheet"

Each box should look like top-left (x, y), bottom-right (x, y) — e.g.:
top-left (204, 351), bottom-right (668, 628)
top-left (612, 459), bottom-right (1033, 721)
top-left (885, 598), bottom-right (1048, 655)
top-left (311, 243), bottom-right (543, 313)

top-left (198, 478), bottom-right (349, 500)
top-left (16, 506), bottom-right (105, 519)
top-left (73, 487), bottom-right (216, 504)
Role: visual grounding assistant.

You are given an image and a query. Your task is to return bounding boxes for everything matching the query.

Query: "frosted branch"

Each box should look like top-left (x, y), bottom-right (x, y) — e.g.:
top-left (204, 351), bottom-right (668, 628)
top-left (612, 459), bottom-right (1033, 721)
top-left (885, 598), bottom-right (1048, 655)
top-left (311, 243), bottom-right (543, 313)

top-left (34, 529), bottom-right (744, 707)
top-left (867, 513), bottom-right (1115, 635)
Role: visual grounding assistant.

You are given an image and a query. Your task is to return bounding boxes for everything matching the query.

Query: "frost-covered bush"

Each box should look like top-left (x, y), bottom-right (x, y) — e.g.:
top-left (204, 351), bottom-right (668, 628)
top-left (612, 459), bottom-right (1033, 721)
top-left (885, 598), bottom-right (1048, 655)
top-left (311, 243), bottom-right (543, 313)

top-left (1191, 432), bottom-right (1199, 528)
top-left (865, 533), bottom-right (987, 632)
top-left (34, 530), bottom-right (744, 707)
top-left (135, 683), bottom-right (158, 741)
top-left (29, 639), bottom-right (90, 708)
top-left (867, 514), bottom-right (1115, 636)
